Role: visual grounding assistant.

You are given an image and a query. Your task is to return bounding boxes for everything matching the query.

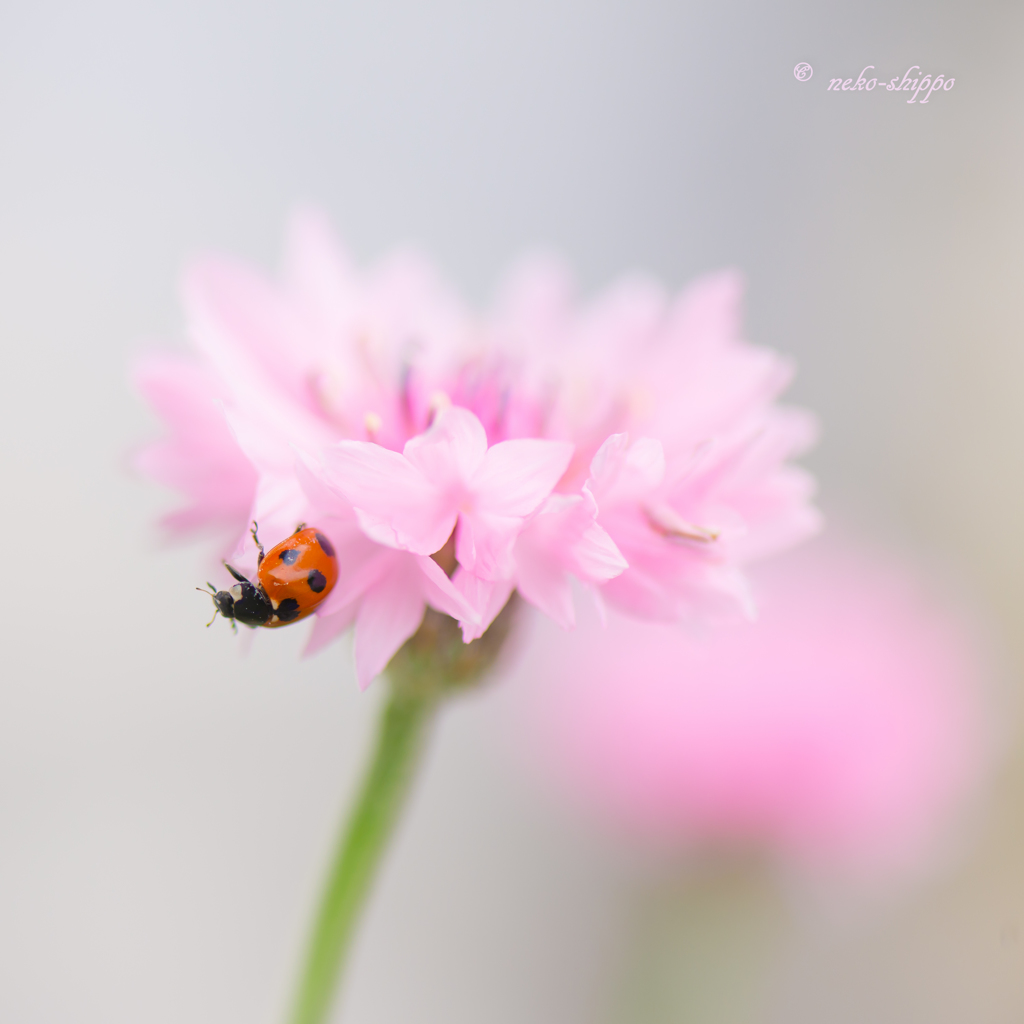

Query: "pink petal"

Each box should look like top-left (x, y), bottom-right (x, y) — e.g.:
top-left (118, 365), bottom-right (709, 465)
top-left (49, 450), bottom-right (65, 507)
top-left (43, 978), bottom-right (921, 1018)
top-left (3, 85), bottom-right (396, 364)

top-left (321, 440), bottom-right (455, 554)
top-left (184, 260), bottom-right (337, 457)
top-left (415, 555), bottom-right (480, 624)
top-left (587, 433), bottom-right (630, 494)
top-left (222, 406), bottom-right (294, 475)
top-left (304, 601), bottom-right (358, 658)
top-left (293, 457), bottom-right (400, 617)
top-left (246, 472), bottom-right (311, 556)
top-left (591, 436), bottom-right (666, 507)
top-left (516, 547), bottom-right (575, 629)
top-left (667, 270), bottom-right (744, 354)
top-left (512, 493), bottom-right (625, 627)
top-left (283, 208), bottom-right (355, 329)
top-left (455, 510), bottom-right (523, 580)
top-left (572, 520), bottom-right (629, 581)
top-left (473, 438), bottom-right (575, 516)
top-left (539, 488), bottom-right (628, 583)
top-left (131, 353), bottom-right (257, 535)
top-left (294, 451), bottom-right (356, 521)
top-left (354, 559), bottom-right (428, 689)
top-left (184, 258), bottom-right (311, 393)
top-left (625, 437), bottom-right (666, 488)
top-left (493, 254), bottom-right (574, 343)
top-left (314, 535), bottom-right (397, 617)
top-left (453, 570), bottom-right (516, 642)
top-left (403, 405), bottom-right (488, 484)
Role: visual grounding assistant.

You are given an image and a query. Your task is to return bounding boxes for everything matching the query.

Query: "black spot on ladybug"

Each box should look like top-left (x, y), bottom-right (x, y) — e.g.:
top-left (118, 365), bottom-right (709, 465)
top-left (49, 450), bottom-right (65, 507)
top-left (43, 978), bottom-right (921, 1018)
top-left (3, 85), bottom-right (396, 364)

top-left (276, 598), bottom-right (301, 622)
top-left (315, 532), bottom-right (336, 557)
top-left (307, 569), bottom-right (327, 593)
top-left (279, 548), bottom-right (299, 565)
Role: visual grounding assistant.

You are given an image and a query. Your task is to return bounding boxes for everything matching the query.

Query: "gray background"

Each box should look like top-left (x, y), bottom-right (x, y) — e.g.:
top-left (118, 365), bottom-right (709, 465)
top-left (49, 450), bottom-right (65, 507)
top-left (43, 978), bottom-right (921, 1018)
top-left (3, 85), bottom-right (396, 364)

top-left (1, 1), bottom-right (1023, 1021)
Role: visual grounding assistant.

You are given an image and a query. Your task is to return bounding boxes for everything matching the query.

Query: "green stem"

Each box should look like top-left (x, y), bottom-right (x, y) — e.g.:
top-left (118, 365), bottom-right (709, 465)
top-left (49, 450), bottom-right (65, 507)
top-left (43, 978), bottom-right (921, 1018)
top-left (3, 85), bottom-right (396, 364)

top-left (285, 597), bottom-right (520, 1024)
top-left (287, 680), bottom-right (439, 1024)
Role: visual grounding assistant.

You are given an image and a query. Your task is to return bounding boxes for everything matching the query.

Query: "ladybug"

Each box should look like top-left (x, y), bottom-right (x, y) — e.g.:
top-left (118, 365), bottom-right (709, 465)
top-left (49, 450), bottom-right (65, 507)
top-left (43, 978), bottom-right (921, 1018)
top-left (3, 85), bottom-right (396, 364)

top-left (201, 523), bottom-right (338, 630)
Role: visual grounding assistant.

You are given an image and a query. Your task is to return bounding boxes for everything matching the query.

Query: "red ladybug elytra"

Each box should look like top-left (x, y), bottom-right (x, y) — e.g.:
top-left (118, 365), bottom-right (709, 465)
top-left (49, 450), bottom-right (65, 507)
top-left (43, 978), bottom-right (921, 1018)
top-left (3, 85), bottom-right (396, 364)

top-left (201, 523), bottom-right (338, 630)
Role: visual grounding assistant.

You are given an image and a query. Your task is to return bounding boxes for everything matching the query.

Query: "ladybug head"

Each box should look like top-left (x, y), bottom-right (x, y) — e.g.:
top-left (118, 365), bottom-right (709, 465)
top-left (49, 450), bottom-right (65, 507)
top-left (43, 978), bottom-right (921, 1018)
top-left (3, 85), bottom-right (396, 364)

top-left (197, 582), bottom-right (238, 628)
top-left (198, 573), bottom-right (272, 630)
top-left (211, 589), bottom-right (236, 620)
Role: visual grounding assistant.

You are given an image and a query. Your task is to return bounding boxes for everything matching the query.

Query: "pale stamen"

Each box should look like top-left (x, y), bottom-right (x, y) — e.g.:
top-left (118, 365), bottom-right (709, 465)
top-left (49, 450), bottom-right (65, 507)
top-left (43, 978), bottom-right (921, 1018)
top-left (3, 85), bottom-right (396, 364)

top-left (364, 411), bottom-right (383, 439)
top-left (428, 390), bottom-right (452, 422)
top-left (645, 504), bottom-right (720, 543)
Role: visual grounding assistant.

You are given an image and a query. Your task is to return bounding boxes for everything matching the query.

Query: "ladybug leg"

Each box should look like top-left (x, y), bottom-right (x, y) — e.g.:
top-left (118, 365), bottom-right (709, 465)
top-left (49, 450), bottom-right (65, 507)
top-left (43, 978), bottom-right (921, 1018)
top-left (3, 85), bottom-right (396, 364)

top-left (224, 562), bottom-right (250, 584)
top-left (294, 522), bottom-right (307, 534)
top-left (250, 521), bottom-right (265, 567)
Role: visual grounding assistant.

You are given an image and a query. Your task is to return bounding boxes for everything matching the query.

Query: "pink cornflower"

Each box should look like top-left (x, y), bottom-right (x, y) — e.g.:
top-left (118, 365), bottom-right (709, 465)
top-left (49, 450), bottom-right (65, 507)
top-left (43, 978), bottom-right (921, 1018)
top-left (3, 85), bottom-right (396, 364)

top-left (133, 212), bottom-right (819, 686)
top-left (530, 543), bottom-right (990, 872)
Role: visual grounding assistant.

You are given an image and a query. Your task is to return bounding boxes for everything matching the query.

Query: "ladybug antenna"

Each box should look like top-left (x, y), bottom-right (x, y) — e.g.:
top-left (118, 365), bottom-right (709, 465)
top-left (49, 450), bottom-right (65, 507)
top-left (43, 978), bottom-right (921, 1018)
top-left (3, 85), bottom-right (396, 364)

top-left (196, 587), bottom-right (220, 627)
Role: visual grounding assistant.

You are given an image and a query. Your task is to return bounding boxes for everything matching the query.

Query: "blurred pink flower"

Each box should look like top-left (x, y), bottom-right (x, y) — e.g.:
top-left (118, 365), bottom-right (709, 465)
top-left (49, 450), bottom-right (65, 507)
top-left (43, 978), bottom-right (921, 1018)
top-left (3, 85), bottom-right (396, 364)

top-left (532, 544), bottom-right (990, 871)
top-left (133, 211), bottom-right (819, 686)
